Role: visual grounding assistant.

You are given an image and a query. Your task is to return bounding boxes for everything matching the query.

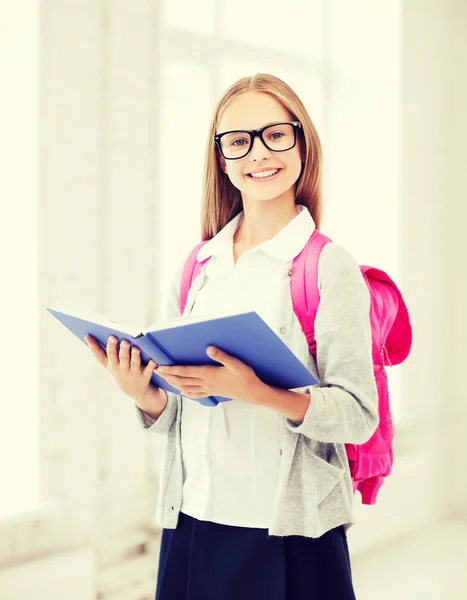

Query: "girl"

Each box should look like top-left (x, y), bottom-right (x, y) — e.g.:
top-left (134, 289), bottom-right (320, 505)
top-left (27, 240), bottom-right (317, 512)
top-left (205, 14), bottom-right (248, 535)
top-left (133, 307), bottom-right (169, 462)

top-left (86, 73), bottom-right (379, 599)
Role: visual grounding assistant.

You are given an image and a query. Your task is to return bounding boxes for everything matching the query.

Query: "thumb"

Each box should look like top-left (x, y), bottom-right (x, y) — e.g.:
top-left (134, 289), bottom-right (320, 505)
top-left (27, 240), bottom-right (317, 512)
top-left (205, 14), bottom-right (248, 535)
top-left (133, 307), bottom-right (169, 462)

top-left (206, 346), bottom-right (231, 364)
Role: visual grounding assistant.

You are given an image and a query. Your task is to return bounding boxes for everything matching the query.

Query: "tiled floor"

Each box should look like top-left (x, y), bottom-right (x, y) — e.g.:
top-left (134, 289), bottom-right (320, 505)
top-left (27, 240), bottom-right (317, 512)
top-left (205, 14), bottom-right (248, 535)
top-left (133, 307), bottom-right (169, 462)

top-left (351, 517), bottom-right (467, 600)
top-left (0, 547), bottom-right (94, 600)
top-left (0, 518), bottom-right (466, 599)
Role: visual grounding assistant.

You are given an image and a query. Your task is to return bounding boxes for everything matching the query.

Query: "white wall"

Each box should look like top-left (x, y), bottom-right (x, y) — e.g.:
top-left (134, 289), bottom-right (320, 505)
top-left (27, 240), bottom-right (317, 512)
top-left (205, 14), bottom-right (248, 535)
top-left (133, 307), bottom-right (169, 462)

top-left (439, 0), bottom-right (467, 519)
top-left (0, 0), bottom-right (40, 518)
top-left (1, 0), bottom-right (165, 574)
top-left (348, 0), bottom-right (467, 553)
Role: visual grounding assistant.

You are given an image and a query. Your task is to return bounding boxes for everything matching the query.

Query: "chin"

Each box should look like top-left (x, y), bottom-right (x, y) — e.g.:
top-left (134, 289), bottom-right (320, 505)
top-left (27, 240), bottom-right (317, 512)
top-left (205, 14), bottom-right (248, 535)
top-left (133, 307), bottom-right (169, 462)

top-left (245, 194), bottom-right (288, 204)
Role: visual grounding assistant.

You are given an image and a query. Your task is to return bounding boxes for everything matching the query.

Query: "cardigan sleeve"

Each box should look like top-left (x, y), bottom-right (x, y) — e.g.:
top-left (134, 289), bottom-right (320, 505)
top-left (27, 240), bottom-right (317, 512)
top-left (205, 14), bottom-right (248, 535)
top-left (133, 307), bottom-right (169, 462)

top-left (133, 253), bottom-right (187, 434)
top-left (285, 242), bottom-right (379, 444)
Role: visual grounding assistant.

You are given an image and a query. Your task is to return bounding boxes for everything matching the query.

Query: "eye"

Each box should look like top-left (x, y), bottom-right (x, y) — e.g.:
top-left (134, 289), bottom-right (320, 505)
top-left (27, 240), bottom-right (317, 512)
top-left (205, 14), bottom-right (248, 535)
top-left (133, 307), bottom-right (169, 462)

top-left (268, 131), bottom-right (285, 140)
top-left (231, 138), bottom-right (248, 147)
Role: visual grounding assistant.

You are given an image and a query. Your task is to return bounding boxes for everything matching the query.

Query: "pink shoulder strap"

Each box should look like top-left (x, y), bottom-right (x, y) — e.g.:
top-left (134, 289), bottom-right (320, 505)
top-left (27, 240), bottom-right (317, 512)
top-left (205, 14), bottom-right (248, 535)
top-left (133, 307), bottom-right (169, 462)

top-left (179, 241), bottom-right (209, 316)
top-left (290, 229), bottom-right (332, 354)
top-left (180, 229), bottom-right (331, 325)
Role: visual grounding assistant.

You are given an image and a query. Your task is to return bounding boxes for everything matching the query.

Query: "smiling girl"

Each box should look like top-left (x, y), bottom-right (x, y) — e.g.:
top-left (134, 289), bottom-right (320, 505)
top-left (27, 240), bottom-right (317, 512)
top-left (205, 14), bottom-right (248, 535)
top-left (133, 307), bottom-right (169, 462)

top-left (86, 73), bottom-right (378, 599)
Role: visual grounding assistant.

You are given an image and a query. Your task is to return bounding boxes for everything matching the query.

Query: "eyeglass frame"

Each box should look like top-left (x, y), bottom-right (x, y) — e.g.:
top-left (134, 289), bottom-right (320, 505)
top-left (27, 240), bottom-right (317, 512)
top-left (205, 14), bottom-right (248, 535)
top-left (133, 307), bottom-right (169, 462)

top-left (214, 120), bottom-right (302, 160)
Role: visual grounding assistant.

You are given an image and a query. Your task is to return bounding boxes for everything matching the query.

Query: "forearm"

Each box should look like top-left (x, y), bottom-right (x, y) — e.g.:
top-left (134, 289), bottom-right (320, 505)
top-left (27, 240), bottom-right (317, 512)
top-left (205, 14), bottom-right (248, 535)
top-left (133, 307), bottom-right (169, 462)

top-left (250, 382), bottom-right (311, 424)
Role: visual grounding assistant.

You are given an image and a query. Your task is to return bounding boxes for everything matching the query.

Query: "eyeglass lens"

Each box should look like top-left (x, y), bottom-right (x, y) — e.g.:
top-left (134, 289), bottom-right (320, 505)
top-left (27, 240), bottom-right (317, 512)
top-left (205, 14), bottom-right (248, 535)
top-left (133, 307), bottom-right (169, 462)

top-left (219, 123), bottom-right (296, 159)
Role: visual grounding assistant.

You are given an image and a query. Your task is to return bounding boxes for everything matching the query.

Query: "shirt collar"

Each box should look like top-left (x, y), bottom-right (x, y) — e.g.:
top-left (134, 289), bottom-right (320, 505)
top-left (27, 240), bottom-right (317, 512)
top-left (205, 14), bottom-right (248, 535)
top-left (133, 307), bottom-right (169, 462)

top-left (196, 204), bottom-right (316, 262)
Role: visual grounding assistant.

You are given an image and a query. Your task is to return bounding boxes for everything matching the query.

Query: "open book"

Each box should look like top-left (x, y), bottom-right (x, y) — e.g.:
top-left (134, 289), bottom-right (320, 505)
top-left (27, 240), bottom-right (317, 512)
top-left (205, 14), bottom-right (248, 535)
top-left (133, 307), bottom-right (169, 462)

top-left (47, 306), bottom-right (319, 407)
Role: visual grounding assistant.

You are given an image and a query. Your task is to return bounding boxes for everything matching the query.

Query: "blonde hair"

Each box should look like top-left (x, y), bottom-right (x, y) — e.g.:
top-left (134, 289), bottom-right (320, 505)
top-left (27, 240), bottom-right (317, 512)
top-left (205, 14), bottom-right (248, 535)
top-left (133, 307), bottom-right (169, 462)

top-left (200, 73), bottom-right (323, 240)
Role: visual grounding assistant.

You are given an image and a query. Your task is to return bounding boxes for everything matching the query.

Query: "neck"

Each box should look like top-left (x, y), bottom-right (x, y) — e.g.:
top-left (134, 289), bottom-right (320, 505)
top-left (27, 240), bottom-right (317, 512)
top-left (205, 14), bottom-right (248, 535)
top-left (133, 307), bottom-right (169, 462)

top-left (234, 194), bottom-right (299, 246)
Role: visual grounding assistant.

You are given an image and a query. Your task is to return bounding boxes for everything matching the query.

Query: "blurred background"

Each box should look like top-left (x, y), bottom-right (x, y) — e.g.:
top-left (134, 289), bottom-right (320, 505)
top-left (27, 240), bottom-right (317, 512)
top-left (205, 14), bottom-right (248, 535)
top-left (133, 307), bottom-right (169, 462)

top-left (1, 0), bottom-right (466, 598)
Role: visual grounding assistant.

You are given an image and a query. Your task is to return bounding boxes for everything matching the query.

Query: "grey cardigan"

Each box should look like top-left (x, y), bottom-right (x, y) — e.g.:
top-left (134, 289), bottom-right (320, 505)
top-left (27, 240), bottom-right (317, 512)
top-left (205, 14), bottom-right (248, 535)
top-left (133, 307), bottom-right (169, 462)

top-left (134, 241), bottom-right (379, 538)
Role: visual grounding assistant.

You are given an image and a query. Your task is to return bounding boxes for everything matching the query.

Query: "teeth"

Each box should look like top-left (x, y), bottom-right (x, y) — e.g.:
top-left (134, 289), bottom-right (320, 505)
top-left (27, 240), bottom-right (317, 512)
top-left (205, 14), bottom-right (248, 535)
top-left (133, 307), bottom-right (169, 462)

top-left (250, 168), bottom-right (279, 178)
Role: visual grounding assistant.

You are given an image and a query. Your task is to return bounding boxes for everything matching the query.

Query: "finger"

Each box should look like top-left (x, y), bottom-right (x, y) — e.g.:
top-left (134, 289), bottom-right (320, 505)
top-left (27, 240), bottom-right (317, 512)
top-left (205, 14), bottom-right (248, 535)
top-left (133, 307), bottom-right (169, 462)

top-left (85, 335), bottom-right (108, 367)
top-left (180, 386), bottom-right (206, 399)
top-left (206, 346), bottom-right (234, 366)
top-left (106, 336), bottom-right (119, 369)
top-left (119, 340), bottom-right (131, 372)
top-left (130, 346), bottom-right (142, 371)
top-left (159, 374), bottom-right (203, 387)
top-left (158, 365), bottom-right (204, 378)
top-left (143, 359), bottom-right (157, 379)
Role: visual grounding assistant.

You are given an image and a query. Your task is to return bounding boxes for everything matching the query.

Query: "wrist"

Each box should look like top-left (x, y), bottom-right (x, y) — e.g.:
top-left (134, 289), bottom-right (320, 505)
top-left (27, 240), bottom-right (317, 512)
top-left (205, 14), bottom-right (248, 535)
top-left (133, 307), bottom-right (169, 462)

top-left (246, 380), bottom-right (269, 406)
top-left (135, 385), bottom-right (168, 419)
top-left (252, 382), bottom-right (311, 423)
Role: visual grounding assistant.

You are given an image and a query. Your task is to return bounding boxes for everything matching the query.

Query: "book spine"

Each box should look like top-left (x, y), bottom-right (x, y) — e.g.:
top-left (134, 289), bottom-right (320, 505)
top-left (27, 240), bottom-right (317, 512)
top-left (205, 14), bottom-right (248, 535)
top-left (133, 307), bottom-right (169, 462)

top-left (130, 334), bottom-right (178, 396)
top-left (146, 332), bottom-right (219, 407)
top-left (144, 332), bottom-right (176, 365)
top-left (134, 334), bottom-right (171, 365)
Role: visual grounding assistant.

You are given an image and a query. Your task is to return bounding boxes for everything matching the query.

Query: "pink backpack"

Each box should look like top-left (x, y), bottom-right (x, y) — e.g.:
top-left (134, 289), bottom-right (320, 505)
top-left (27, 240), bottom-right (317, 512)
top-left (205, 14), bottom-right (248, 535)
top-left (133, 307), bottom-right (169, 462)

top-left (179, 229), bottom-right (413, 505)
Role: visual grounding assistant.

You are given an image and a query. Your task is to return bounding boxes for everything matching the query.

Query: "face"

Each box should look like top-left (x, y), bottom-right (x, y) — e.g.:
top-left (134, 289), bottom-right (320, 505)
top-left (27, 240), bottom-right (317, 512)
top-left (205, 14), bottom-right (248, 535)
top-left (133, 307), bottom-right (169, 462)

top-left (216, 92), bottom-right (304, 205)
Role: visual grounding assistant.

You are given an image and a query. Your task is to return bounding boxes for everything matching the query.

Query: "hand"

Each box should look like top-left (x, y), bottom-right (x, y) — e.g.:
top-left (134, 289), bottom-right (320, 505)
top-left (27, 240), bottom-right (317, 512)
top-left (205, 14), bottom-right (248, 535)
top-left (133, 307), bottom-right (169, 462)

top-left (155, 346), bottom-right (265, 404)
top-left (84, 334), bottom-right (160, 407)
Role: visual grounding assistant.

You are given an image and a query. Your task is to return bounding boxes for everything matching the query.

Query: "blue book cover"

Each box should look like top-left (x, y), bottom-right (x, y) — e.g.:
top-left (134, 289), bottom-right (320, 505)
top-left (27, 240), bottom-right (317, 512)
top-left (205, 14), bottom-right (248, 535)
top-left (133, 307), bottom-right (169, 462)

top-left (47, 307), bottom-right (319, 407)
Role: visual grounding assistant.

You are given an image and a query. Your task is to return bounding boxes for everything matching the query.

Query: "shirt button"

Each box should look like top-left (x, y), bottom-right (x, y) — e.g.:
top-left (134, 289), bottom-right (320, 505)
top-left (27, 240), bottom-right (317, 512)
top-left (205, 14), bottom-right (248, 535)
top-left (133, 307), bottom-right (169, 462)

top-left (288, 268), bottom-right (293, 276)
top-left (279, 449), bottom-right (283, 455)
top-left (280, 327), bottom-right (287, 334)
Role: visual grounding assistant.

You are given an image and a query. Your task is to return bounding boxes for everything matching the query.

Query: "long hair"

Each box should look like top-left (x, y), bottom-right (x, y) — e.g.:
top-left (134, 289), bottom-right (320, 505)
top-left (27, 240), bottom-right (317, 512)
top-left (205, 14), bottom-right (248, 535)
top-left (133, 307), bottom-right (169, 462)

top-left (200, 73), bottom-right (323, 240)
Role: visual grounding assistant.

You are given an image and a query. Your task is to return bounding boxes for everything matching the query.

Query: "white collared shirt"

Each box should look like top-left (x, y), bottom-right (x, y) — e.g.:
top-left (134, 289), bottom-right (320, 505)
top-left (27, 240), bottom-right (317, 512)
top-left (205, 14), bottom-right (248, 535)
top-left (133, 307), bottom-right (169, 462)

top-left (180, 204), bottom-right (315, 527)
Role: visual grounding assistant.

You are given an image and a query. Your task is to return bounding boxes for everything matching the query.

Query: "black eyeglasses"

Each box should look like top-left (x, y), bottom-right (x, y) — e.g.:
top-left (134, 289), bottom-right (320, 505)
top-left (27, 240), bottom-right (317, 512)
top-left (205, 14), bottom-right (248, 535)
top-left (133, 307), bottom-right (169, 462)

top-left (214, 121), bottom-right (302, 160)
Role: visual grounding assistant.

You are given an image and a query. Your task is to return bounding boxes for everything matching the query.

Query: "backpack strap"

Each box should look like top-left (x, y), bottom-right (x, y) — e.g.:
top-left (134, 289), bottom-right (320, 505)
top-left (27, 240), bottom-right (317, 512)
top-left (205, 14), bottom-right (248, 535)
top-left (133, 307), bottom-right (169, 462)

top-left (179, 241), bottom-right (209, 315)
top-left (290, 229), bottom-right (332, 355)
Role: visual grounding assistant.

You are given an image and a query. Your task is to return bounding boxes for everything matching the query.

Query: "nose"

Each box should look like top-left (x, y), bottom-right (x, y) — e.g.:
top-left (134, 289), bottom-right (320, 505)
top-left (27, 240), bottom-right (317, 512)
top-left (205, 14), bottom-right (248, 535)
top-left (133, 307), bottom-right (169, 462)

top-left (248, 135), bottom-right (272, 161)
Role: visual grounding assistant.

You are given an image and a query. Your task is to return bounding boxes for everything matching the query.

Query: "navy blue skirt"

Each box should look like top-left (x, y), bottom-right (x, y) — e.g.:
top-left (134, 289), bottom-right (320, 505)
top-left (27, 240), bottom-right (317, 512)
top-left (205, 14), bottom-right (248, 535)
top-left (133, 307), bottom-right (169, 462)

top-left (155, 511), bottom-right (356, 600)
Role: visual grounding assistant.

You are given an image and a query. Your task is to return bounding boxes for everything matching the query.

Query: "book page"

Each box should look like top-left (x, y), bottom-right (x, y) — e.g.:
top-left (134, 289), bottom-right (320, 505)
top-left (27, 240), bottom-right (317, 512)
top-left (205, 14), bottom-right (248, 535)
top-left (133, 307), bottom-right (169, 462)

top-left (48, 305), bottom-right (141, 337)
top-left (48, 306), bottom-right (259, 338)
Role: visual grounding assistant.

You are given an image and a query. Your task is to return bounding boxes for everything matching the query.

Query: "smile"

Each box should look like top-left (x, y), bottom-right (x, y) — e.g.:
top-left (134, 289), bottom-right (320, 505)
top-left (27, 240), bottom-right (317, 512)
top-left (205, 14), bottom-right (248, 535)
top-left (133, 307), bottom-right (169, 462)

top-left (247, 168), bottom-right (282, 181)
